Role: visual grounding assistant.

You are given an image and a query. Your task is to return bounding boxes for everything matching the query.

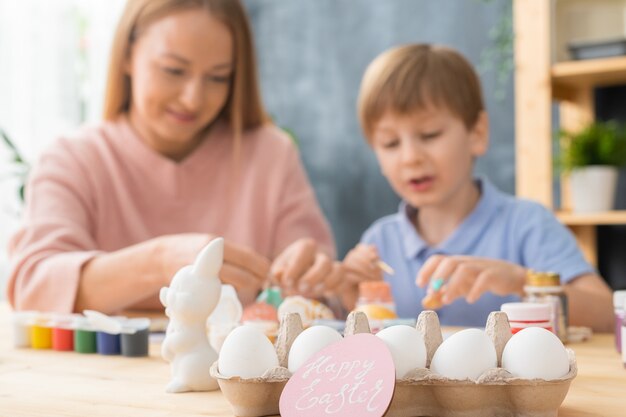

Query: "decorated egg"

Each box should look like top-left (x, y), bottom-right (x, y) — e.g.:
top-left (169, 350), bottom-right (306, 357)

top-left (278, 296), bottom-right (334, 326)
top-left (242, 302), bottom-right (278, 322)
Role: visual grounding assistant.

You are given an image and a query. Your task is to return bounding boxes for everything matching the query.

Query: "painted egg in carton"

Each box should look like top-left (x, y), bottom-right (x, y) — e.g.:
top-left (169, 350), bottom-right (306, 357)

top-left (210, 310), bottom-right (577, 417)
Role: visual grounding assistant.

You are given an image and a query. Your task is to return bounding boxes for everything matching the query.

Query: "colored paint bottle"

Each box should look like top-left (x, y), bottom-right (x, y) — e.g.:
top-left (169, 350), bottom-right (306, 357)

top-left (120, 319), bottom-right (151, 357)
top-left (355, 281), bottom-right (397, 333)
top-left (97, 331), bottom-right (121, 355)
top-left (51, 316), bottom-right (75, 352)
top-left (501, 302), bottom-right (553, 334)
top-left (11, 311), bottom-right (38, 348)
top-left (30, 317), bottom-right (53, 349)
top-left (73, 317), bottom-right (97, 354)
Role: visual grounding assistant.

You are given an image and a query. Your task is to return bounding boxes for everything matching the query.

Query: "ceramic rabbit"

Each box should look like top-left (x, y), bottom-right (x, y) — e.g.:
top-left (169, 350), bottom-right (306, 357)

top-left (160, 237), bottom-right (223, 393)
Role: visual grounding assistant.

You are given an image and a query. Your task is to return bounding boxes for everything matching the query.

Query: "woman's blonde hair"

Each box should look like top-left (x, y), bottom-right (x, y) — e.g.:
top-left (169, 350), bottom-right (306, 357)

top-left (357, 44), bottom-right (485, 141)
top-left (103, 0), bottom-right (268, 141)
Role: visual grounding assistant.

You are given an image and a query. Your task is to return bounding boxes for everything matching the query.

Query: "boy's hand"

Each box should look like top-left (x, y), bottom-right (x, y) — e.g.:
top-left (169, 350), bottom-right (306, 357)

top-left (343, 244), bottom-right (384, 284)
top-left (271, 238), bottom-right (341, 298)
top-left (416, 255), bottom-right (526, 305)
top-left (337, 244), bottom-right (384, 311)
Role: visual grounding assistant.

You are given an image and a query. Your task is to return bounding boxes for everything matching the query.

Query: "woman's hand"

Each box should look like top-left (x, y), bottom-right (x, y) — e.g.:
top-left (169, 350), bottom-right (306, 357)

top-left (416, 255), bottom-right (526, 305)
top-left (271, 238), bottom-right (341, 298)
top-left (156, 234), bottom-right (270, 297)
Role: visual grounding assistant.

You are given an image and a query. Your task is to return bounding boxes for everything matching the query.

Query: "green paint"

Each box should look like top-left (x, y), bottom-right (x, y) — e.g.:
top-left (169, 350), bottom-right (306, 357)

top-left (74, 329), bottom-right (97, 354)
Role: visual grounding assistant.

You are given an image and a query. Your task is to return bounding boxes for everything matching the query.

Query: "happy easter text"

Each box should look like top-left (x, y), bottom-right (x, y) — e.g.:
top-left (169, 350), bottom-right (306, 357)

top-left (294, 355), bottom-right (384, 414)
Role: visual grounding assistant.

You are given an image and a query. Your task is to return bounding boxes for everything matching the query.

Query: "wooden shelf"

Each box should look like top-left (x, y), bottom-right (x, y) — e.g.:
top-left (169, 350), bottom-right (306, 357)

top-left (552, 56), bottom-right (626, 91)
top-left (556, 210), bottom-right (626, 226)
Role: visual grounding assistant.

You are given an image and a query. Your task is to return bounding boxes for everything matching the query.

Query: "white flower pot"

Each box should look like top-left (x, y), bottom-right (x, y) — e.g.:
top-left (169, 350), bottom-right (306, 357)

top-left (570, 166), bottom-right (618, 213)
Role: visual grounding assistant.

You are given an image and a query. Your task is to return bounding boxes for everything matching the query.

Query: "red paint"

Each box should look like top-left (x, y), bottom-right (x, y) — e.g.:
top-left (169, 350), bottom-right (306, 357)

top-left (52, 327), bottom-right (74, 351)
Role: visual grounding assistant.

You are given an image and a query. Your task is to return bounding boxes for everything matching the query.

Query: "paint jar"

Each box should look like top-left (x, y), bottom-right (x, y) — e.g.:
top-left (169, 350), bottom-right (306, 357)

top-left (73, 317), bottom-right (97, 354)
top-left (614, 290), bottom-right (626, 353)
top-left (30, 316), bottom-right (53, 349)
top-left (501, 302), bottom-right (553, 334)
top-left (355, 281), bottom-right (397, 333)
top-left (51, 315), bottom-right (75, 352)
top-left (524, 271), bottom-right (568, 342)
top-left (120, 318), bottom-right (151, 357)
top-left (97, 331), bottom-right (121, 355)
top-left (11, 311), bottom-right (38, 348)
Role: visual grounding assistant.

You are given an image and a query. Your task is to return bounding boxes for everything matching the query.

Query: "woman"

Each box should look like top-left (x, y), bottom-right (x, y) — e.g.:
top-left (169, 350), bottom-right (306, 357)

top-left (7, 0), bottom-right (340, 314)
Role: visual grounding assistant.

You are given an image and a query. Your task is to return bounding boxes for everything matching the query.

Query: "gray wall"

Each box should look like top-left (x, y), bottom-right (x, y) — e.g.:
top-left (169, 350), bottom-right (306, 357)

top-left (245, 0), bottom-right (515, 257)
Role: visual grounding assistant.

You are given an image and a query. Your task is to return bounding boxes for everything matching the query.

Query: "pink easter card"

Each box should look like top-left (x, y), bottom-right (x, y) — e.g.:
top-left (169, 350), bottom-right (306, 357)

top-left (279, 333), bottom-right (395, 417)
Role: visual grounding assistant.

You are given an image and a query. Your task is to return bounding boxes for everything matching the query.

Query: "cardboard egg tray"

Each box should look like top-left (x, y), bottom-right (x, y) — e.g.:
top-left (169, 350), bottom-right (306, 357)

top-left (210, 310), bottom-right (577, 417)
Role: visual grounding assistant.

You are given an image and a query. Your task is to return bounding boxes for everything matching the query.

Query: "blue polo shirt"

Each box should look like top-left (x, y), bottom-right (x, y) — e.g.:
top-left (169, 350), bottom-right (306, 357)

top-left (361, 178), bottom-right (594, 326)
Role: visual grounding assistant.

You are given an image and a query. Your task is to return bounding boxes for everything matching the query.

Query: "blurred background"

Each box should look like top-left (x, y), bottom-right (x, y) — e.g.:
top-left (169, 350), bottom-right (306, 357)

top-left (2, 0), bottom-right (626, 297)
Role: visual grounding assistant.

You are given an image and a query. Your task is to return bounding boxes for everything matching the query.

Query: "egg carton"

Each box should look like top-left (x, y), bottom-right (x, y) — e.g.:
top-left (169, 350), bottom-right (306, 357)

top-left (210, 310), bottom-right (577, 417)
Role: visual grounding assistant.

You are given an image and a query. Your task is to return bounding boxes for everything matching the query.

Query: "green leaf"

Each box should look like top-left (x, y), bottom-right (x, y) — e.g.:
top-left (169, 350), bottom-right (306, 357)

top-left (555, 121), bottom-right (626, 173)
top-left (0, 127), bottom-right (30, 203)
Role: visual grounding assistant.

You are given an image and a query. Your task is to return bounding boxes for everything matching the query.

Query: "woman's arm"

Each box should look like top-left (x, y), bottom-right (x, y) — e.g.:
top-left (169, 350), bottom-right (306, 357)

top-left (564, 273), bottom-right (614, 332)
top-left (75, 236), bottom-right (176, 314)
top-left (77, 233), bottom-right (271, 314)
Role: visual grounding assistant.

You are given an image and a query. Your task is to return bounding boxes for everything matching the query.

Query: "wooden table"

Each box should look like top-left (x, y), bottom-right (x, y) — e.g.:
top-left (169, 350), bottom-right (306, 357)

top-left (1, 304), bottom-right (625, 416)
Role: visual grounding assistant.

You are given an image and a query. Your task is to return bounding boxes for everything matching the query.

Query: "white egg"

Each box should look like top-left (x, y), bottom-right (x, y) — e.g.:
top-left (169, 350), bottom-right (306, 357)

top-left (218, 325), bottom-right (279, 378)
top-left (376, 325), bottom-right (427, 379)
top-left (430, 328), bottom-right (497, 380)
top-left (502, 327), bottom-right (569, 380)
top-left (288, 326), bottom-right (342, 373)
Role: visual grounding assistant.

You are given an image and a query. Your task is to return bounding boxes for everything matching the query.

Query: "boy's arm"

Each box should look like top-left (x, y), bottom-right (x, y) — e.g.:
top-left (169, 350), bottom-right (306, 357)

top-left (564, 273), bottom-right (614, 333)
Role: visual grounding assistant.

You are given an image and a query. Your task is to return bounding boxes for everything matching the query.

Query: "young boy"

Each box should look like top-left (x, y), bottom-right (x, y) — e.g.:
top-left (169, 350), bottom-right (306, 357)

top-left (343, 44), bottom-right (613, 331)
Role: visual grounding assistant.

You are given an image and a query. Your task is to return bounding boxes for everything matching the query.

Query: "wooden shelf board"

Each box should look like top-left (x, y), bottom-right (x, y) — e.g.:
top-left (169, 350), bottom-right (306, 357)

top-left (556, 210), bottom-right (626, 225)
top-left (551, 56), bottom-right (626, 90)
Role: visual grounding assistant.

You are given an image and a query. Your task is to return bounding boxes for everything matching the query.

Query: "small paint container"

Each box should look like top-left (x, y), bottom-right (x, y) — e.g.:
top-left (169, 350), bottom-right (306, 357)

top-left (120, 318), bottom-right (151, 357)
top-left (73, 317), bottom-right (97, 354)
top-left (97, 331), bottom-right (121, 355)
top-left (51, 315), bottom-right (77, 351)
top-left (11, 311), bottom-right (38, 348)
top-left (501, 302), bottom-right (553, 334)
top-left (30, 316), bottom-right (53, 349)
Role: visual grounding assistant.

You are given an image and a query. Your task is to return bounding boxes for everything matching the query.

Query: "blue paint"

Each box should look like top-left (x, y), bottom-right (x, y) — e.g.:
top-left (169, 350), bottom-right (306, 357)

top-left (96, 331), bottom-right (121, 355)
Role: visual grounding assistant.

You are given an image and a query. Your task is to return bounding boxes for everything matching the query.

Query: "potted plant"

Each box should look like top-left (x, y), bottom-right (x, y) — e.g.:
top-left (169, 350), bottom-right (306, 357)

top-left (558, 121), bottom-right (626, 213)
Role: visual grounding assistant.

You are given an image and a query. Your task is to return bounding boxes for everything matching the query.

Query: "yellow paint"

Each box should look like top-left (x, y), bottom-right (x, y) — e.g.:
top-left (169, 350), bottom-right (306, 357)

top-left (30, 324), bottom-right (52, 349)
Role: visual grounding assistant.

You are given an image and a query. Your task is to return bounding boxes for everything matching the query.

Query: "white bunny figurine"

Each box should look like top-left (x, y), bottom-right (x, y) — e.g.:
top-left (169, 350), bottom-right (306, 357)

top-left (160, 237), bottom-right (223, 393)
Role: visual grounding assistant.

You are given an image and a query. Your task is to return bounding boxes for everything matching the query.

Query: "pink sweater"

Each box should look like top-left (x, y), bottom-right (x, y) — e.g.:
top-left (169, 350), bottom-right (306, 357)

top-left (7, 116), bottom-right (335, 312)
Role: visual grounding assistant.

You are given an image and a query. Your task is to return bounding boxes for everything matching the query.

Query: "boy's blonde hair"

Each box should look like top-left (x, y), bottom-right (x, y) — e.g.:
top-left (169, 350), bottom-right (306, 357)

top-left (358, 44), bottom-right (484, 140)
top-left (103, 0), bottom-right (268, 139)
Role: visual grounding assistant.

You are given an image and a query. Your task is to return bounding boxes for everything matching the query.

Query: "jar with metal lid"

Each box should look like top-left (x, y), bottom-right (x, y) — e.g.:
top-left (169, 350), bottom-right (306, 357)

top-left (524, 270), bottom-right (569, 342)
